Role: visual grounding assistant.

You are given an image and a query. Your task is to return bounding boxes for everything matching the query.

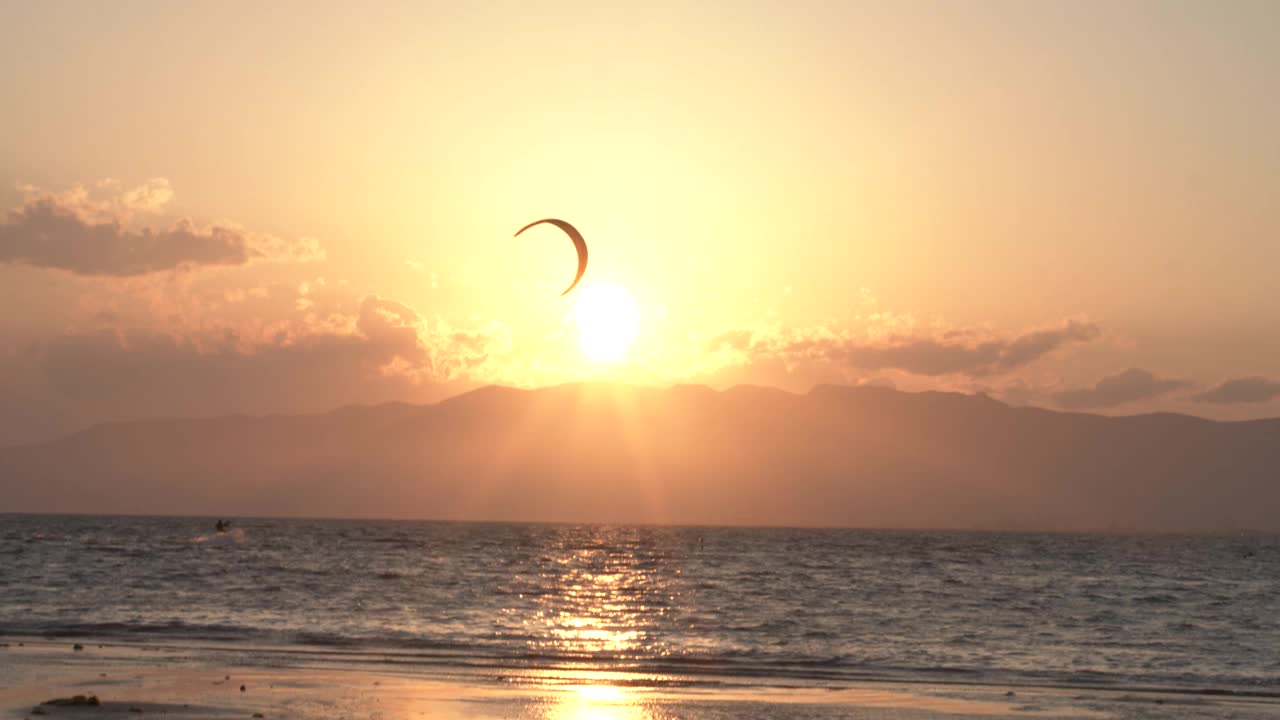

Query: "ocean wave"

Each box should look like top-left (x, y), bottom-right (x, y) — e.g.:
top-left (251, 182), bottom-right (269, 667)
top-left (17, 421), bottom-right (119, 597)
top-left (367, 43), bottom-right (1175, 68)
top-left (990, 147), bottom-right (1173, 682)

top-left (3, 514), bottom-right (1278, 697)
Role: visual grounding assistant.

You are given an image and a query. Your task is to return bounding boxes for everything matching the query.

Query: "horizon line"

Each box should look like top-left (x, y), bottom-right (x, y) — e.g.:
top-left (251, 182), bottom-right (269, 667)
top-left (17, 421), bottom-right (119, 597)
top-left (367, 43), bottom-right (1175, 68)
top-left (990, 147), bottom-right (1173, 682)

top-left (3, 509), bottom-right (1276, 538)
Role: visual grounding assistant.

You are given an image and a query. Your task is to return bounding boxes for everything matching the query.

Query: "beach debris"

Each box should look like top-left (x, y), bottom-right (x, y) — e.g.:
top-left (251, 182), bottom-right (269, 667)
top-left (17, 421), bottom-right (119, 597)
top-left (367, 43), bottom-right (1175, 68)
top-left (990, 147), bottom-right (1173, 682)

top-left (1005, 691), bottom-right (1016, 697)
top-left (43, 695), bottom-right (101, 706)
top-left (225, 675), bottom-right (231, 680)
top-left (240, 685), bottom-right (246, 692)
top-left (72, 643), bottom-right (84, 651)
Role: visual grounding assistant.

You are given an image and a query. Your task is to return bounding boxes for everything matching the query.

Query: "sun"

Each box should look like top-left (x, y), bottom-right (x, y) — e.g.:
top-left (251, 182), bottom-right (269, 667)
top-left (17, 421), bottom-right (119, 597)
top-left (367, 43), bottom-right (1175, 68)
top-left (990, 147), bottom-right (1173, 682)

top-left (573, 283), bottom-right (638, 363)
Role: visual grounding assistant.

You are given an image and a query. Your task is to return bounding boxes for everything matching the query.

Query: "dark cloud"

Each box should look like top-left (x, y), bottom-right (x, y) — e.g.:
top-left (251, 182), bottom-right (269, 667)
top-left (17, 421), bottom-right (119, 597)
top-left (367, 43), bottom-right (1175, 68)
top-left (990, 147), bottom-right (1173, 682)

top-left (1053, 368), bottom-right (1190, 410)
top-left (745, 318), bottom-right (1099, 378)
top-left (355, 296), bottom-right (431, 370)
top-left (999, 323), bottom-right (1101, 372)
top-left (0, 295), bottom-right (508, 443)
top-left (1192, 377), bottom-right (1280, 405)
top-left (0, 184), bottom-right (321, 276)
top-left (37, 309), bottom-right (424, 422)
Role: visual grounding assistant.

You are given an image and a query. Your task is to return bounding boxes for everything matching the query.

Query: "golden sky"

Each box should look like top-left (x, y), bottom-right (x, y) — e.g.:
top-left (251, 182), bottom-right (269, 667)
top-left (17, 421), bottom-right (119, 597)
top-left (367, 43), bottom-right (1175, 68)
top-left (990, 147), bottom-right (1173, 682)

top-left (1, 1), bottom-right (1278, 444)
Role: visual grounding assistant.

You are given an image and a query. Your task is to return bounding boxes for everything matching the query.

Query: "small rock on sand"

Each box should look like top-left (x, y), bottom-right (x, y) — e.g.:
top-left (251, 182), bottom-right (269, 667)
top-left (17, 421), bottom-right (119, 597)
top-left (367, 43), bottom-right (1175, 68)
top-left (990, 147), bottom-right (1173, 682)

top-left (43, 695), bottom-right (100, 706)
top-left (72, 643), bottom-right (84, 651)
top-left (240, 685), bottom-right (246, 692)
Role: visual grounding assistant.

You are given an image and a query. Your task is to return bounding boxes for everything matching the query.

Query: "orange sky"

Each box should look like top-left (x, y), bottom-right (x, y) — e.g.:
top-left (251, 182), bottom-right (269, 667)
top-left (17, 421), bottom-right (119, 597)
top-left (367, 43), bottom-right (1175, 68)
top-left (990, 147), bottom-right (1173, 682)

top-left (1, 1), bottom-right (1279, 445)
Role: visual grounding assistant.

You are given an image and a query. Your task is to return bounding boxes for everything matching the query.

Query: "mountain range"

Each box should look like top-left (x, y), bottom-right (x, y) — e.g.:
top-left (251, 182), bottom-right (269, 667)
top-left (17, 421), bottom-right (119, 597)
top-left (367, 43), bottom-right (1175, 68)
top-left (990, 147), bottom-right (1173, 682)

top-left (2, 383), bottom-right (1277, 532)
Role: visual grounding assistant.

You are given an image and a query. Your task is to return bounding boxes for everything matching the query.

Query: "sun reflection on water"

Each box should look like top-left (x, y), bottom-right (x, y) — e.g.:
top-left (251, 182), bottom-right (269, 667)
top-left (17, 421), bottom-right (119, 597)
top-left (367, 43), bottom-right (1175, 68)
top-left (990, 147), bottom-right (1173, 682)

top-left (546, 684), bottom-right (648, 720)
top-left (521, 527), bottom-right (675, 660)
top-left (512, 527), bottom-right (679, 719)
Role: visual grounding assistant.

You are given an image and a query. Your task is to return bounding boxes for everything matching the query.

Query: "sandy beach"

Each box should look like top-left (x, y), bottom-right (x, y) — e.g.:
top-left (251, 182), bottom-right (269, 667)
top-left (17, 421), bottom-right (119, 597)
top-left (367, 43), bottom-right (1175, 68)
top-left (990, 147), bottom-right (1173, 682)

top-left (4, 640), bottom-right (1278, 720)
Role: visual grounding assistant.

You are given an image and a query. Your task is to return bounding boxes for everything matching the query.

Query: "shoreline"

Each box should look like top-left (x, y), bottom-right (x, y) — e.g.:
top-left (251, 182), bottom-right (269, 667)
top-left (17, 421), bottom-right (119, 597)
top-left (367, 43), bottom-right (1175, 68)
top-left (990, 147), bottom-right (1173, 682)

top-left (4, 641), bottom-right (1279, 719)
top-left (4, 636), bottom-right (1276, 701)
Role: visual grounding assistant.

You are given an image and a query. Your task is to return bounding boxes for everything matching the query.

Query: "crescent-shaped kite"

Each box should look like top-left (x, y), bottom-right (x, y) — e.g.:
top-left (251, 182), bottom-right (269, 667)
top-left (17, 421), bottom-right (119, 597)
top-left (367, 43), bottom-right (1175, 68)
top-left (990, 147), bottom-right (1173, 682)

top-left (514, 218), bottom-right (588, 296)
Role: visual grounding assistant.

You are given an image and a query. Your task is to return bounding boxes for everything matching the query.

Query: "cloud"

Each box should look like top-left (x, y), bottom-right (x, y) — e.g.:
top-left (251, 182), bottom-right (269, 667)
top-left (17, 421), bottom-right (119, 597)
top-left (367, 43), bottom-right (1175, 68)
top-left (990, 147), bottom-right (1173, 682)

top-left (114, 177), bottom-right (175, 213)
top-left (20, 294), bottom-right (508, 427)
top-left (730, 317), bottom-right (1100, 378)
top-left (661, 317), bottom-right (1103, 397)
top-left (1192, 376), bottom-right (1280, 405)
top-left (0, 181), bottom-right (322, 276)
top-left (705, 329), bottom-right (754, 352)
top-left (0, 270), bottom-right (526, 447)
top-left (1053, 368), bottom-right (1190, 410)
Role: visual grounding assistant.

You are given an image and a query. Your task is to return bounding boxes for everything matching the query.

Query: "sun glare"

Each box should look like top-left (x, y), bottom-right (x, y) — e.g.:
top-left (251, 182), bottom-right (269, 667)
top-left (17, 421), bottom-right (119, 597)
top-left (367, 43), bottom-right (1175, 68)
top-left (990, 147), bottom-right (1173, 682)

top-left (573, 283), bottom-right (638, 363)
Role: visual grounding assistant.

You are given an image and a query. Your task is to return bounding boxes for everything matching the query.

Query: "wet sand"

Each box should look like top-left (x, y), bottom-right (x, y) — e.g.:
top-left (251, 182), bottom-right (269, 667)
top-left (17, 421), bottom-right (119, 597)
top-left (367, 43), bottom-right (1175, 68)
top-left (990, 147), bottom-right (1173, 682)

top-left (2, 640), bottom-right (1275, 720)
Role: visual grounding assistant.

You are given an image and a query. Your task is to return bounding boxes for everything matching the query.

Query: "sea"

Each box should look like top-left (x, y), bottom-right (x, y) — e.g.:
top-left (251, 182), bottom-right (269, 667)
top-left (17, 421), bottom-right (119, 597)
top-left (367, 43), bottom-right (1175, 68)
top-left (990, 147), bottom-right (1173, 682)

top-left (1, 514), bottom-right (1277, 700)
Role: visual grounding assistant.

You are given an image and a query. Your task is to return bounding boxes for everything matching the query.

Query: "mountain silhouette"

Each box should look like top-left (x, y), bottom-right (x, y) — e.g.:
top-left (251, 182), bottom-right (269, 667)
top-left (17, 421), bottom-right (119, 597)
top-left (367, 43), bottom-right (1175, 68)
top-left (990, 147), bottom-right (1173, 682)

top-left (2, 383), bottom-right (1277, 532)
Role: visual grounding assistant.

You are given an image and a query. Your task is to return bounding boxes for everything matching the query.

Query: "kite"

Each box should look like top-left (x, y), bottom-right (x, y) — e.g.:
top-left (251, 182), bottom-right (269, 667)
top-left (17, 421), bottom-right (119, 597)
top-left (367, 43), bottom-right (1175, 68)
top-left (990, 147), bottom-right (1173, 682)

top-left (514, 219), bottom-right (588, 296)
